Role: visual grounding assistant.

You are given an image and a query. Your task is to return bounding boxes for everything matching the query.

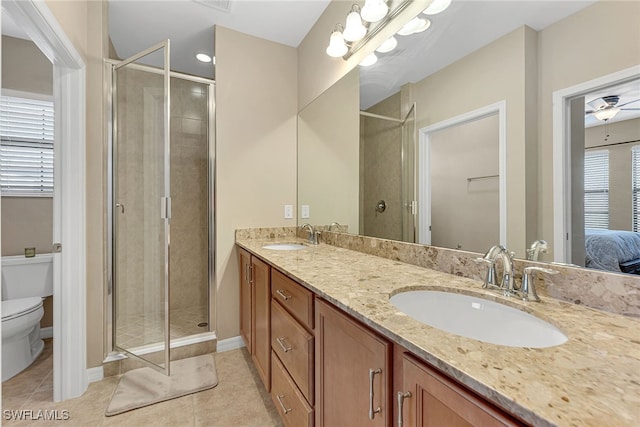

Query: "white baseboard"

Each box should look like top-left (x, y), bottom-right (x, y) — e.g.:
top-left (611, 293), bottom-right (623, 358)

top-left (40, 326), bottom-right (53, 339)
top-left (87, 366), bottom-right (104, 383)
top-left (216, 336), bottom-right (245, 353)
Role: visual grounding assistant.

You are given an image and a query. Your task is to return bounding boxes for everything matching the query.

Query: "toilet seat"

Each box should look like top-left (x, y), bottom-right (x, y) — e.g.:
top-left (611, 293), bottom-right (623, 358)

top-left (1, 297), bottom-right (43, 322)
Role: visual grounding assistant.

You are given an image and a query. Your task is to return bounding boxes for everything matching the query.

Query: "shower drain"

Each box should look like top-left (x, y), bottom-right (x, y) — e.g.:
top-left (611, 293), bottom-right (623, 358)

top-left (197, 322), bottom-right (208, 328)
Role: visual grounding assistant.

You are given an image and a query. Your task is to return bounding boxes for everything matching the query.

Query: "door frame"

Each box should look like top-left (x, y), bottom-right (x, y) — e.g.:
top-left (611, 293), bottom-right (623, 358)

top-left (418, 101), bottom-right (507, 246)
top-left (3, 0), bottom-right (88, 400)
top-left (552, 65), bottom-right (640, 263)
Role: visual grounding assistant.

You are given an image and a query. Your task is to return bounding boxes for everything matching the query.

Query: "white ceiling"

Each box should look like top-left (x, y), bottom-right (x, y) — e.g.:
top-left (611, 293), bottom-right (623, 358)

top-left (108, 0), bottom-right (331, 79)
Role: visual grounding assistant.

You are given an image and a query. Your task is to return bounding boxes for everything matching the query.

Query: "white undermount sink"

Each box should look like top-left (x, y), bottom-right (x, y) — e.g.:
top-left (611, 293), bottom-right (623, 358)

top-left (390, 290), bottom-right (567, 348)
top-left (262, 243), bottom-right (307, 251)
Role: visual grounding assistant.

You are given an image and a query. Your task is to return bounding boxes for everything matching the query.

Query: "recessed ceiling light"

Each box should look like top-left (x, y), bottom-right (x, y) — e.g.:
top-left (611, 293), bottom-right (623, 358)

top-left (196, 53), bottom-right (212, 63)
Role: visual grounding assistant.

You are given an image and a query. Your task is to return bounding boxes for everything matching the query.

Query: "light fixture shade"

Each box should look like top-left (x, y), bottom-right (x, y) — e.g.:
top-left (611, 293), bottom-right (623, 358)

top-left (414, 18), bottom-right (431, 33)
top-left (376, 36), bottom-right (397, 53)
top-left (593, 108), bottom-right (620, 121)
top-left (344, 10), bottom-right (367, 42)
top-left (423, 0), bottom-right (452, 15)
top-left (361, 0), bottom-right (388, 23)
top-left (326, 30), bottom-right (348, 57)
top-left (359, 52), bottom-right (378, 67)
top-left (397, 17), bottom-right (422, 36)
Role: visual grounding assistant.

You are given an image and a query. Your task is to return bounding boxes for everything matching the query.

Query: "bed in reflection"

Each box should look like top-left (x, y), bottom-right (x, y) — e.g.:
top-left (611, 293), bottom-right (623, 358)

top-left (585, 228), bottom-right (640, 274)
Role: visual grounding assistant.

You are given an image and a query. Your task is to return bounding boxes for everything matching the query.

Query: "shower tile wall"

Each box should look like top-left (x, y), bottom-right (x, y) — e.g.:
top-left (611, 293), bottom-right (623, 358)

top-left (115, 69), bottom-right (209, 349)
top-left (360, 92), bottom-right (403, 240)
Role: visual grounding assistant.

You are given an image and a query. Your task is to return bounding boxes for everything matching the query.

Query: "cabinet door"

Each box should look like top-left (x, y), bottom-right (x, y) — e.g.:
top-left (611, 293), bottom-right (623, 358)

top-left (252, 256), bottom-right (271, 391)
top-left (238, 248), bottom-right (252, 354)
top-left (399, 354), bottom-right (523, 427)
top-left (316, 299), bottom-right (391, 427)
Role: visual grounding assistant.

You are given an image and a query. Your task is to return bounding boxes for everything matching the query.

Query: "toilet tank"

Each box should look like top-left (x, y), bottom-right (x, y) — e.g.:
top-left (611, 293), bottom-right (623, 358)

top-left (1, 254), bottom-right (53, 300)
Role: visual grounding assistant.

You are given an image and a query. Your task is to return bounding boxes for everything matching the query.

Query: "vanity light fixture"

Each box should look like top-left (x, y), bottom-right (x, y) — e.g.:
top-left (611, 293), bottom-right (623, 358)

top-left (422, 0), bottom-right (452, 15)
top-left (361, 0), bottom-right (389, 23)
top-left (359, 52), bottom-right (378, 67)
top-left (326, 24), bottom-right (349, 57)
top-left (413, 18), bottom-right (432, 33)
top-left (196, 53), bottom-right (212, 63)
top-left (397, 17), bottom-right (427, 36)
top-left (343, 5), bottom-right (367, 42)
top-left (594, 108), bottom-right (620, 121)
top-left (375, 36), bottom-right (398, 53)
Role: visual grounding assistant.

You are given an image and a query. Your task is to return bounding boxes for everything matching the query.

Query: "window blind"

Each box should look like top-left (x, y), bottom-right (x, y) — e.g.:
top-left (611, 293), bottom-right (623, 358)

top-left (0, 95), bottom-right (54, 194)
top-left (632, 146), bottom-right (640, 232)
top-left (584, 149), bottom-right (609, 229)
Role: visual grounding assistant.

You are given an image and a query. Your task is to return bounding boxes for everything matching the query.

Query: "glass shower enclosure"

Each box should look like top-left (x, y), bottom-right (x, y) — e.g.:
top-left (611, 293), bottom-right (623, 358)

top-left (108, 40), bottom-right (215, 374)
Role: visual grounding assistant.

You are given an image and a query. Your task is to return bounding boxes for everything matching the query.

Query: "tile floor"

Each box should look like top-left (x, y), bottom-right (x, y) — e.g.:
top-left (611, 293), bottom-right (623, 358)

top-left (2, 339), bottom-right (283, 426)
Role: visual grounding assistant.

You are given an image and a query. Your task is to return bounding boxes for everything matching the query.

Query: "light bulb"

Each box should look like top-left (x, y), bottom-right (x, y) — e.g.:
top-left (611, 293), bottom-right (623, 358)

top-left (397, 17), bottom-right (422, 36)
top-left (359, 52), bottom-right (378, 67)
top-left (343, 9), bottom-right (367, 42)
top-left (414, 18), bottom-right (431, 33)
top-left (196, 53), bottom-right (212, 63)
top-left (423, 0), bottom-right (452, 15)
top-left (326, 30), bottom-right (348, 57)
top-left (593, 108), bottom-right (620, 121)
top-left (376, 36), bottom-right (397, 53)
top-left (361, 0), bottom-right (388, 23)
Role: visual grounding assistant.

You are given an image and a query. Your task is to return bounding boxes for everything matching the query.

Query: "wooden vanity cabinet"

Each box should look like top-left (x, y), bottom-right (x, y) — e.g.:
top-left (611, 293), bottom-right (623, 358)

top-left (396, 352), bottom-right (524, 427)
top-left (237, 248), bottom-right (271, 391)
top-left (315, 298), bottom-right (392, 427)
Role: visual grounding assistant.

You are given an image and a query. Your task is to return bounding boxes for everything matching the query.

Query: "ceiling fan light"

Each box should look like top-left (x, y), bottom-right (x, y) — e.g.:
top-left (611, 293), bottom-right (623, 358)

top-left (423, 0), bottom-right (452, 15)
top-left (326, 30), bottom-right (348, 57)
top-left (376, 36), bottom-right (398, 53)
top-left (361, 0), bottom-right (388, 23)
top-left (397, 17), bottom-right (422, 36)
top-left (344, 9), bottom-right (367, 42)
top-left (359, 52), bottom-right (378, 67)
top-left (593, 108), bottom-right (620, 121)
top-left (414, 18), bottom-right (431, 33)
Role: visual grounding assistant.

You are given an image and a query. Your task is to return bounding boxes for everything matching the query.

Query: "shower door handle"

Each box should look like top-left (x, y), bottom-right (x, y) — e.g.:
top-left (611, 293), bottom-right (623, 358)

top-left (115, 203), bottom-right (125, 214)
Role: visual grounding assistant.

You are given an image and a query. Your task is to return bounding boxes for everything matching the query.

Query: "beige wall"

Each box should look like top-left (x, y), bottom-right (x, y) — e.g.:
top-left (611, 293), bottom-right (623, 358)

top-left (431, 115), bottom-right (500, 253)
top-left (215, 26), bottom-right (298, 340)
top-left (408, 26), bottom-right (537, 256)
top-left (45, 0), bottom-right (108, 368)
top-left (538, 0), bottom-right (640, 260)
top-left (298, 69), bottom-right (360, 231)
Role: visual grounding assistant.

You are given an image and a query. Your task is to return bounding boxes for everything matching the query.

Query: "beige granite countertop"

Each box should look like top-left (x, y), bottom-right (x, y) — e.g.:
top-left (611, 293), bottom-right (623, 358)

top-left (236, 237), bottom-right (640, 427)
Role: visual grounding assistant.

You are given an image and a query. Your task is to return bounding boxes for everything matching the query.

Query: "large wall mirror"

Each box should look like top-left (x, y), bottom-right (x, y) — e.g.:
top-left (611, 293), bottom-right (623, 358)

top-left (298, 0), bottom-right (640, 276)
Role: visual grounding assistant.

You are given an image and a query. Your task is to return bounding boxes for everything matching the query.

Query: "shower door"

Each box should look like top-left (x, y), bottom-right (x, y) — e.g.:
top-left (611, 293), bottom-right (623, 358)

top-left (112, 41), bottom-right (172, 374)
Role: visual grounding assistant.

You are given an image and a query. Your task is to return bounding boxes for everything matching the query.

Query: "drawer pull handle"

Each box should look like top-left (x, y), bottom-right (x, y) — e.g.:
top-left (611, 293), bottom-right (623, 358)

top-left (276, 289), bottom-right (291, 300)
top-left (397, 391), bottom-right (412, 427)
top-left (369, 368), bottom-right (382, 419)
top-left (276, 337), bottom-right (292, 353)
top-left (276, 394), bottom-right (292, 414)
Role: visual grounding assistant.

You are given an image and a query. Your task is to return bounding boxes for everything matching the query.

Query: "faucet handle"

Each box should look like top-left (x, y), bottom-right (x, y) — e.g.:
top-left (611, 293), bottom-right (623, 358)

top-left (521, 266), bottom-right (558, 302)
top-left (474, 257), bottom-right (499, 289)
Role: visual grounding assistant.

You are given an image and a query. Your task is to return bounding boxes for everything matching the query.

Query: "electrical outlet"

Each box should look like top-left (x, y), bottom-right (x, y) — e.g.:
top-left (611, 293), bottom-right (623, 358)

top-left (301, 205), bottom-right (310, 219)
top-left (284, 204), bottom-right (293, 219)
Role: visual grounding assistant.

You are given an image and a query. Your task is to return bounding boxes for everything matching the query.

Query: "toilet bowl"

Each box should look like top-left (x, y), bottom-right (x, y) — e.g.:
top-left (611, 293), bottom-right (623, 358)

top-left (1, 254), bottom-right (53, 382)
top-left (2, 297), bottom-right (45, 381)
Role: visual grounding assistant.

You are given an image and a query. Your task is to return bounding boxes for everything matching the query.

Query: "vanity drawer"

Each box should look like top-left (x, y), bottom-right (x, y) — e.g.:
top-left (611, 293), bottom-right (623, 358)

top-left (272, 300), bottom-right (314, 403)
top-left (271, 351), bottom-right (314, 427)
top-left (271, 269), bottom-right (314, 330)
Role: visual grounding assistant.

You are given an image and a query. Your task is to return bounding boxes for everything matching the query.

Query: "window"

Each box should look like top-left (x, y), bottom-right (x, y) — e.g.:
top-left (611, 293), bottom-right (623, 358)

top-left (584, 149), bottom-right (609, 229)
top-left (632, 146), bottom-right (640, 232)
top-left (0, 94), bottom-right (54, 195)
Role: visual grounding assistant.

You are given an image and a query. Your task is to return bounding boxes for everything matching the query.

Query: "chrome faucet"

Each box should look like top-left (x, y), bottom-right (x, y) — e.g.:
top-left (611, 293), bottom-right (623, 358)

top-left (299, 223), bottom-right (319, 245)
top-left (526, 240), bottom-right (549, 261)
top-left (329, 222), bottom-right (341, 231)
top-left (521, 266), bottom-right (558, 302)
top-left (475, 245), bottom-right (515, 296)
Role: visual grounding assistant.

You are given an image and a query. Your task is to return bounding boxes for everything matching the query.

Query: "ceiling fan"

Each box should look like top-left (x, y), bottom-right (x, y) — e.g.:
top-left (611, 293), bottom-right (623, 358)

top-left (585, 95), bottom-right (640, 121)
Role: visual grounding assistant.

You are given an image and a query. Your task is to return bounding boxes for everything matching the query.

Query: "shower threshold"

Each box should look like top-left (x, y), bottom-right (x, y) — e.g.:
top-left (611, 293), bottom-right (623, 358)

top-left (105, 331), bottom-right (217, 362)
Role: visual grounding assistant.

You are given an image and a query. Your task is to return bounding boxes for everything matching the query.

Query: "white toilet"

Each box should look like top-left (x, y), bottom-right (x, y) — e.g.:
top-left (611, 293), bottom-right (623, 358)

top-left (1, 253), bottom-right (53, 381)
